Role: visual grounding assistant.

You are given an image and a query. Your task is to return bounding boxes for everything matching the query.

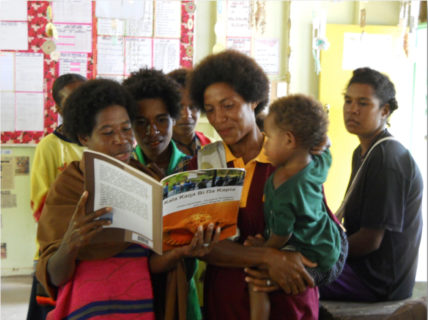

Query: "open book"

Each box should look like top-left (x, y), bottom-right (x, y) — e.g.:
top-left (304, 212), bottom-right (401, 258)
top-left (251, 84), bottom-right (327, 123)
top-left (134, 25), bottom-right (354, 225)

top-left (83, 150), bottom-right (245, 255)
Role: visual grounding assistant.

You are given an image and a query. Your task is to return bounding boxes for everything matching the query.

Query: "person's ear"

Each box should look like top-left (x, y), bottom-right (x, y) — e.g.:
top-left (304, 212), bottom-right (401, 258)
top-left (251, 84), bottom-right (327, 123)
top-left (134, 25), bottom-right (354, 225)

top-left (284, 131), bottom-right (296, 148)
top-left (78, 135), bottom-right (89, 147)
top-left (381, 103), bottom-right (391, 118)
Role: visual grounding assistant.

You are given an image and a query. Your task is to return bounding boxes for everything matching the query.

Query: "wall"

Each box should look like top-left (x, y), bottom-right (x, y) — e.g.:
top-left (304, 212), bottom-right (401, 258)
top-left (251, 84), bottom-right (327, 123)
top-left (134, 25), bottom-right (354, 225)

top-left (1, 146), bottom-right (37, 276)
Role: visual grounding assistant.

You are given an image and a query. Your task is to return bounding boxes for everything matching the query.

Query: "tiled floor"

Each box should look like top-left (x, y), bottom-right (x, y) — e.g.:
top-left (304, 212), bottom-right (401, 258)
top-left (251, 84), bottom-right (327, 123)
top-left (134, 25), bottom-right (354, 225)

top-left (1, 275), bottom-right (32, 320)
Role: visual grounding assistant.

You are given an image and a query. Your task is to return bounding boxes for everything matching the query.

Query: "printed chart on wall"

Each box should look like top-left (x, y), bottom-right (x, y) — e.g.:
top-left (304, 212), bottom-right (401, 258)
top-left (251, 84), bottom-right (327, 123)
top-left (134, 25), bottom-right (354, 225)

top-left (224, 0), bottom-right (280, 75)
top-left (1, 0), bottom-right (195, 144)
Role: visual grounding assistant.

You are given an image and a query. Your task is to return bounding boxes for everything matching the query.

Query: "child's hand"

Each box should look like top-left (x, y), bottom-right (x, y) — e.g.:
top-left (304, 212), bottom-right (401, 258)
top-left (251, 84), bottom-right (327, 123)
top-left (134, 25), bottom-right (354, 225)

top-left (243, 234), bottom-right (265, 247)
top-left (310, 135), bottom-right (331, 155)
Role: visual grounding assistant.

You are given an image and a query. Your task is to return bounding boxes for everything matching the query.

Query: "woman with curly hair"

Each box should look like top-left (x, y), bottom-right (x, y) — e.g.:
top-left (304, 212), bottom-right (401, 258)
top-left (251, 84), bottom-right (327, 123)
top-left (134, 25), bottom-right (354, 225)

top-left (319, 68), bottom-right (423, 302)
top-left (167, 68), bottom-right (211, 156)
top-left (186, 49), bottom-right (342, 319)
top-left (36, 79), bottom-right (218, 319)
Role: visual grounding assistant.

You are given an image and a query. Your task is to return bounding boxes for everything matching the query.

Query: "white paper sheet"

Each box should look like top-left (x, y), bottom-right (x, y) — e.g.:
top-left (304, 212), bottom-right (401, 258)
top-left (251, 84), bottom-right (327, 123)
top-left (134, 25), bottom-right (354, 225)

top-left (0, 0), bottom-right (27, 20)
top-left (254, 39), bottom-right (279, 75)
top-left (15, 92), bottom-right (44, 131)
top-left (226, 37), bottom-right (251, 56)
top-left (153, 38), bottom-right (180, 74)
top-left (59, 53), bottom-right (88, 77)
top-left (15, 53), bottom-right (44, 92)
top-left (154, 0), bottom-right (181, 38)
top-left (0, 52), bottom-right (15, 91)
top-left (0, 22), bottom-right (28, 50)
top-left (126, 16), bottom-right (153, 37)
top-left (342, 33), bottom-right (393, 72)
top-left (52, 0), bottom-right (92, 24)
top-left (125, 37), bottom-right (152, 74)
top-left (0, 92), bottom-right (15, 132)
top-left (55, 23), bottom-right (92, 53)
top-left (97, 36), bottom-right (124, 75)
top-left (227, 0), bottom-right (251, 37)
top-left (96, 1), bottom-right (146, 20)
top-left (97, 18), bottom-right (125, 36)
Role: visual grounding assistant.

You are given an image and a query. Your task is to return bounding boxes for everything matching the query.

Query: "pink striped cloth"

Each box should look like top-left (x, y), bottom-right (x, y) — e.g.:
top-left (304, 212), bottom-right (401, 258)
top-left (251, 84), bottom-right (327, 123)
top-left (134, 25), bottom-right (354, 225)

top-left (47, 245), bottom-right (155, 320)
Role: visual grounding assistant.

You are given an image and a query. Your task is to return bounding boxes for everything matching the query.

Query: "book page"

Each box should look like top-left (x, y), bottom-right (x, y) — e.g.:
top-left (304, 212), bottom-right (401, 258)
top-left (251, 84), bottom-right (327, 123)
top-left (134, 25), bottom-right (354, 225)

top-left (93, 158), bottom-right (154, 242)
top-left (161, 168), bottom-right (245, 249)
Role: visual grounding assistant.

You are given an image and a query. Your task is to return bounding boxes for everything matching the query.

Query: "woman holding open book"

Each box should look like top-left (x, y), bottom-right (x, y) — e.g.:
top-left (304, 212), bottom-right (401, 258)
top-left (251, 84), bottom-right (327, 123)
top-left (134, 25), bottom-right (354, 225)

top-left (36, 79), bottom-right (219, 320)
top-left (186, 50), bottom-right (346, 320)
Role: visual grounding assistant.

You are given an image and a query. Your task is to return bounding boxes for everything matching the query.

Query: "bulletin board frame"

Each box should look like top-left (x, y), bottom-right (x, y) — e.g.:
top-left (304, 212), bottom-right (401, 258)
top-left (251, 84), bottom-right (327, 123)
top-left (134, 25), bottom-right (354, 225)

top-left (1, 0), bottom-right (195, 145)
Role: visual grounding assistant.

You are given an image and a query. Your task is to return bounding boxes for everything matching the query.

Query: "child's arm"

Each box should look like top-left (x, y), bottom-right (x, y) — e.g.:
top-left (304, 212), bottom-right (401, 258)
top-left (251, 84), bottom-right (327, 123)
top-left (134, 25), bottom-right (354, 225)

top-left (264, 233), bottom-right (291, 250)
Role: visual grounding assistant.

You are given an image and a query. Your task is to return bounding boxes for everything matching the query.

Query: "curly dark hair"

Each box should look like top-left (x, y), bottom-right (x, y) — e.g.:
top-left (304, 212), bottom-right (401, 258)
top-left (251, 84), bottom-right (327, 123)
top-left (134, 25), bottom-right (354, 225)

top-left (63, 79), bottom-right (136, 145)
top-left (347, 67), bottom-right (398, 114)
top-left (167, 68), bottom-right (190, 88)
top-left (269, 94), bottom-right (328, 150)
top-left (52, 73), bottom-right (87, 107)
top-left (123, 68), bottom-right (181, 120)
top-left (189, 50), bottom-right (269, 115)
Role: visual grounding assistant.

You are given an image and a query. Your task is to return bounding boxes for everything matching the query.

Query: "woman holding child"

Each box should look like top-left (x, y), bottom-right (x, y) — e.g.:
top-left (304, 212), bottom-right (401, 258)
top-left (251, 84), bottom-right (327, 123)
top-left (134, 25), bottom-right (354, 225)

top-left (36, 79), bottom-right (218, 319)
top-left (187, 49), bottom-right (347, 319)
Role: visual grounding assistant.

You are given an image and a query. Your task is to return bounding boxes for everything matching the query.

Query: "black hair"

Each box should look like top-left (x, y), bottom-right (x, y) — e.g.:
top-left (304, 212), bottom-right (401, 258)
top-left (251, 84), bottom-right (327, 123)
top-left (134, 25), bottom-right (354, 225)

top-left (63, 79), bottom-right (136, 145)
top-left (123, 68), bottom-right (181, 120)
top-left (52, 73), bottom-right (87, 107)
top-left (189, 50), bottom-right (269, 115)
top-left (347, 67), bottom-right (398, 114)
top-left (269, 94), bottom-right (328, 150)
top-left (167, 68), bottom-right (190, 88)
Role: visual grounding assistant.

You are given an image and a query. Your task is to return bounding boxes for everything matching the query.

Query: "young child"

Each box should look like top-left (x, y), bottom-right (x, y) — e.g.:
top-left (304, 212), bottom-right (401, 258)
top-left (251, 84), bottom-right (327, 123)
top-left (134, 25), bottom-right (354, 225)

top-left (246, 94), bottom-right (342, 320)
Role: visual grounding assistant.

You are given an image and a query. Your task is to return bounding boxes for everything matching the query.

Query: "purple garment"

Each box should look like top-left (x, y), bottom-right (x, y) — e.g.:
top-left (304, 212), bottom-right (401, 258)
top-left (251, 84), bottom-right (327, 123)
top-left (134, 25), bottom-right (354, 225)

top-left (319, 263), bottom-right (378, 302)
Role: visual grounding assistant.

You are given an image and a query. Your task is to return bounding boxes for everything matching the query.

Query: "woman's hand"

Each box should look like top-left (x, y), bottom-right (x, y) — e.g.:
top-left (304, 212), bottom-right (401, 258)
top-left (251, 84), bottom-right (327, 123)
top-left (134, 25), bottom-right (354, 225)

top-left (244, 267), bottom-right (280, 293)
top-left (252, 249), bottom-right (317, 295)
top-left (47, 191), bottom-right (111, 287)
top-left (150, 224), bottom-right (221, 273)
top-left (179, 223), bottom-right (221, 258)
top-left (60, 191), bottom-right (112, 255)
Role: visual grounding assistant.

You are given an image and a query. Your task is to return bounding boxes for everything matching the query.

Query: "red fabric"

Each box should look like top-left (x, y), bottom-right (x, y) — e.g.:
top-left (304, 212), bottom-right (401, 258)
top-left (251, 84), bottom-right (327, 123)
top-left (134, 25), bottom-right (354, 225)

top-left (31, 194), bottom-right (46, 222)
top-left (47, 251), bottom-right (154, 320)
top-left (195, 131), bottom-right (212, 146)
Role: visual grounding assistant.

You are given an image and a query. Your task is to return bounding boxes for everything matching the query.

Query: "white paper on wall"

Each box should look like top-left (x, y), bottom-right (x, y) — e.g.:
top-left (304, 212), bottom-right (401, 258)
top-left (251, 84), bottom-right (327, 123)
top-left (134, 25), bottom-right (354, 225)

top-left (254, 39), bottom-right (279, 75)
top-left (226, 37), bottom-right (252, 56)
top-left (55, 24), bottom-right (92, 53)
top-left (59, 53), bottom-right (88, 77)
top-left (15, 92), bottom-right (44, 131)
top-left (15, 53), bottom-right (44, 92)
top-left (97, 36), bottom-right (125, 75)
top-left (125, 37), bottom-right (152, 74)
top-left (0, 92), bottom-right (16, 132)
top-left (154, 0), bottom-right (181, 38)
top-left (0, 22), bottom-right (28, 51)
top-left (0, 52), bottom-right (15, 91)
top-left (0, 0), bottom-right (27, 21)
top-left (153, 38), bottom-right (180, 74)
top-left (52, 0), bottom-right (92, 24)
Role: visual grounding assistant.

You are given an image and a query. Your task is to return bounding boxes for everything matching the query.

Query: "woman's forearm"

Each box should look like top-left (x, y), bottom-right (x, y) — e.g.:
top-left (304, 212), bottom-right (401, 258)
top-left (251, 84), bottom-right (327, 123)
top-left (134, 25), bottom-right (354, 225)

top-left (202, 239), bottom-right (269, 267)
top-left (150, 248), bottom-right (183, 273)
top-left (46, 246), bottom-right (78, 287)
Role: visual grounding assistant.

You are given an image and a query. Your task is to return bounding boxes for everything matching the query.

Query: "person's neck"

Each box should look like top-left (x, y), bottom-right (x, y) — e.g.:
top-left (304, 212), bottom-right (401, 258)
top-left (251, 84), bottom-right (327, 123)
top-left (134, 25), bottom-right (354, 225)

top-left (228, 127), bottom-right (264, 164)
top-left (273, 151), bottom-right (311, 189)
top-left (359, 127), bottom-right (386, 157)
top-left (145, 145), bottom-right (172, 172)
top-left (173, 131), bottom-right (195, 145)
